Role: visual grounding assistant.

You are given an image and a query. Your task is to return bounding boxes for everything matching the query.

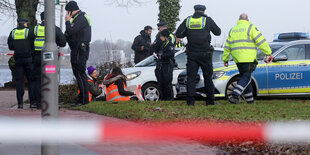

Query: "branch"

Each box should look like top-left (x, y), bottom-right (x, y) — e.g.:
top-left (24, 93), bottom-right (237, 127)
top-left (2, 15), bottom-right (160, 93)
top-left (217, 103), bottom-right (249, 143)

top-left (104, 0), bottom-right (150, 7)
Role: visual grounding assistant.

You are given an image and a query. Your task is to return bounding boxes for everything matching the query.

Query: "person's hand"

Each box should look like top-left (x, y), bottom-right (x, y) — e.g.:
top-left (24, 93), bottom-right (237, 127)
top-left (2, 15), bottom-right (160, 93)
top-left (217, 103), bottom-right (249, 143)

top-left (153, 53), bottom-right (158, 59)
top-left (224, 62), bottom-right (229, 67)
top-left (141, 46), bottom-right (144, 51)
top-left (158, 55), bottom-right (162, 60)
top-left (265, 55), bottom-right (274, 63)
top-left (65, 11), bottom-right (72, 22)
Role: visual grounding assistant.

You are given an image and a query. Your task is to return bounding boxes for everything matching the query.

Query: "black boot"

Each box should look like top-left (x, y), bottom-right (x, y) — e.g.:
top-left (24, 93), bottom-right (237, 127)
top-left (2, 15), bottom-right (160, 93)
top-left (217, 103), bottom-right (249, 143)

top-left (228, 95), bottom-right (239, 104)
top-left (30, 104), bottom-right (38, 109)
top-left (18, 104), bottom-right (23, 109)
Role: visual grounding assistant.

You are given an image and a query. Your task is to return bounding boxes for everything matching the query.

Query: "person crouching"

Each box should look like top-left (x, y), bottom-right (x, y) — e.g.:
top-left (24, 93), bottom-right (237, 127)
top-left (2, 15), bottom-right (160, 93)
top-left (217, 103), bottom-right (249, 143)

top-left (104, 67), bottom-right (135, 101)
top-left (86, 66), bottom-right (106, 102)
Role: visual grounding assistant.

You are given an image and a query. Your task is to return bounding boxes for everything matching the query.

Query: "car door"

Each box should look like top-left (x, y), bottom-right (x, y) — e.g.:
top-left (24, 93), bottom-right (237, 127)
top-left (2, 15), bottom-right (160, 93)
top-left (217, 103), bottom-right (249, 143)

top-left (267, 44), bottom-right (310, 94)
top-left (173, 52), bottom-right (187, 85)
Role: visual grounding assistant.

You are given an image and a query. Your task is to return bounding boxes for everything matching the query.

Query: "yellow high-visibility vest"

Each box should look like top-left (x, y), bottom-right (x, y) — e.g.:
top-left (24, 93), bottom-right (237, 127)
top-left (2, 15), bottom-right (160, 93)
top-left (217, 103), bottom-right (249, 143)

top-left (12, 28), bottom-right (29, 40)
top-left (34, 25), bottom-right (45, 51)
top-left (70, 13), bottom-right (91, 27)
top-left (186, 16), bottom-right (206, 30)
top-left (223, 20), bottom-right (272, 63)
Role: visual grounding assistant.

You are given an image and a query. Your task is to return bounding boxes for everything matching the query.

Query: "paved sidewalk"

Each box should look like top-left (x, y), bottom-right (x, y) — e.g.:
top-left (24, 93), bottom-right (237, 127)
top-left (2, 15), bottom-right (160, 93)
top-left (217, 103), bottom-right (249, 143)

top-left (0, 90), bottom-right (217, 155)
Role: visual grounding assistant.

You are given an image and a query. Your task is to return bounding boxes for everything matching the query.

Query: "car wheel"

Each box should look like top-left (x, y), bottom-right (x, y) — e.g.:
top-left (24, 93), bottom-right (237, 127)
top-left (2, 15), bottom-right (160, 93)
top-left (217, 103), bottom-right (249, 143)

top-left (225, 77), bottom-right (245, 100)
top-left (142, 83), bottom-right (160, 101)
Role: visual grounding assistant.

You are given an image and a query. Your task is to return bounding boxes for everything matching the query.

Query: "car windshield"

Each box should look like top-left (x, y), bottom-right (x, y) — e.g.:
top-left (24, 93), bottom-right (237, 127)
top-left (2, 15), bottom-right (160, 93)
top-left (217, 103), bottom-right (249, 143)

top-left (135, 49), bottom-right (224, 67)
top-left (135, 55), bottom-right (157, 67)
top-left (257, 44), bottom-right (284, 60)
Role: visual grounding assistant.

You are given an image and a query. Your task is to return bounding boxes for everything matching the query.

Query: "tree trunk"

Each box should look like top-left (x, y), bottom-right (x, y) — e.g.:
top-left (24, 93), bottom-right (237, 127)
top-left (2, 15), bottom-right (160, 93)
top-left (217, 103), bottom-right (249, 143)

top-left (14, 0), bottom-right (39, 29)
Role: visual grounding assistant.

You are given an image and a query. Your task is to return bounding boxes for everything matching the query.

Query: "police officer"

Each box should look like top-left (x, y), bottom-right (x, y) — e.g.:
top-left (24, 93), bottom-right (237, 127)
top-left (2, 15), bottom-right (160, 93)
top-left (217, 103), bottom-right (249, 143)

top-left (176, 5), bottom-right (221, 106)
top-left (31, 12), bottom-right (66, 108)
top-left (64, 1), bottom-right (91, 106)
top-left (7, 18), bottom-right (35, 109)
top-left (154, 29), bottom-right (175, 100)
top-left (151, 22), bottom-right (176, 55)
top-left (223, 13), bottom-right (273, 104)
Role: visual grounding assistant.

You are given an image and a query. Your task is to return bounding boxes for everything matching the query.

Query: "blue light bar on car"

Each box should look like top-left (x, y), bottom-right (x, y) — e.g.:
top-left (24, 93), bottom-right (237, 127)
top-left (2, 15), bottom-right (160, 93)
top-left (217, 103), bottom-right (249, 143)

top-left (274, 32), bottom-right (309, 41)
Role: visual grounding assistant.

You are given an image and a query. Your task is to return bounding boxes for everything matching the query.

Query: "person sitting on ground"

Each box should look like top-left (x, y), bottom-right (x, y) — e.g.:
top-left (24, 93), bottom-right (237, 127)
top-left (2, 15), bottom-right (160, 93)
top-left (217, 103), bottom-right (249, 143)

top-left (84, 66), bottom-right (105, 102)
top-left (103, 67), bottom-right (136, 101)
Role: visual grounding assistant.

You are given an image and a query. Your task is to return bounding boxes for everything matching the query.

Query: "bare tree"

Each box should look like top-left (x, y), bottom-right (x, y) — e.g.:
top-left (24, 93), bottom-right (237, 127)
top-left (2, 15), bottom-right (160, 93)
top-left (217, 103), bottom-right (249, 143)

top-left (0, 0), bottom-right (15, 17)
top-left (0, 0), bottom-right (42, 28)
top-left (104, 0), bottom-right (149, 8)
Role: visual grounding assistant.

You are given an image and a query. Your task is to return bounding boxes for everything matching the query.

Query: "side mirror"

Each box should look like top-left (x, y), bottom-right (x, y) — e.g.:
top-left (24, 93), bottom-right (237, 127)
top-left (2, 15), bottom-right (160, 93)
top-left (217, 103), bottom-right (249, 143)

top-left (274, 54), bottom-right (288, 62)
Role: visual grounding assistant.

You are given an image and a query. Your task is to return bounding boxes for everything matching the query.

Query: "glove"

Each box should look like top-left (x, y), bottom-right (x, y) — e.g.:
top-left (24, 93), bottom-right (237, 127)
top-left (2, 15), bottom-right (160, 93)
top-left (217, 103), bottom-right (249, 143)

top-left (265, 55), bottom-right (274, 63)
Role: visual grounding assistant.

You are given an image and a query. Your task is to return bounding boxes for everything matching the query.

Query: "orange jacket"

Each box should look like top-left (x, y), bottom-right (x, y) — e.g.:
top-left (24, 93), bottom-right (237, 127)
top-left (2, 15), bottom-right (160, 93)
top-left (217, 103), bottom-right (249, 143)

top-left (106, 82), bottom-right (130, 101)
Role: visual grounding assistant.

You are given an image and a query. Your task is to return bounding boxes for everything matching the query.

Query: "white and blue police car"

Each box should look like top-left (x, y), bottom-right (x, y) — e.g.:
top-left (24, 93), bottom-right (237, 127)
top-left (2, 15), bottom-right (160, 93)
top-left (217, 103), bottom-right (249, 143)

top-left (176, 32), bottom-right (310, 99)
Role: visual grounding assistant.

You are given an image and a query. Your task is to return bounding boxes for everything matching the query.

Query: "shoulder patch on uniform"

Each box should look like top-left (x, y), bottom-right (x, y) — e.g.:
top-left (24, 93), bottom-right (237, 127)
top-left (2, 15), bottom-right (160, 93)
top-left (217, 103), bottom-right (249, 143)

top-left (255, 27), bottom-right (259, 31)
top-left (71, 23), bottom-right (75, 27)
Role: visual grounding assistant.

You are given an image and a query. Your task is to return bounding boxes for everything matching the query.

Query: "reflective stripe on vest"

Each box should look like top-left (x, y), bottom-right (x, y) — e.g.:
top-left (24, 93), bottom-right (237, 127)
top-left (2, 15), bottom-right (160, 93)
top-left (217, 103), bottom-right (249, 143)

top-left (12, 28), bottom-right (29, 40)
top-left (70, 13), bottom-right (91, 27)
top-left (106, 82), bottom-right (130, 102)
top-left (186, 16), bottom-right (206, 29)
top-left (175, 41), bottom-right (183, 48)
top-left (169, 34), bottom-right (175, 45)
top-left (34, 25), bottom-right (45, 51)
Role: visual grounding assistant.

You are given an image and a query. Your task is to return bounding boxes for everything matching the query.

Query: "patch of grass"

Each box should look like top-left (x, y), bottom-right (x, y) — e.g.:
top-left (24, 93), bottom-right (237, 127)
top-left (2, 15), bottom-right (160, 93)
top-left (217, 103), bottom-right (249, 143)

top-left (70, 100), bottom-right (310, 122)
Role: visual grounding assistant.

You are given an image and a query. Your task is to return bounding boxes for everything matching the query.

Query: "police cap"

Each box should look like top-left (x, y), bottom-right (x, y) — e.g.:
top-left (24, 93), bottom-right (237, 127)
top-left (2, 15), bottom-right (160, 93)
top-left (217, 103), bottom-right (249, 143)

top-left (160, 29), bottom-right (170, 38)
top-left (65, 1), bottom-right (79, 11)
top-left (18, 18), bottom-right (28, 23)
top-left (194, 4), bottom-right (206, 11)
top-left (157, 22), bottom-right (167, 27)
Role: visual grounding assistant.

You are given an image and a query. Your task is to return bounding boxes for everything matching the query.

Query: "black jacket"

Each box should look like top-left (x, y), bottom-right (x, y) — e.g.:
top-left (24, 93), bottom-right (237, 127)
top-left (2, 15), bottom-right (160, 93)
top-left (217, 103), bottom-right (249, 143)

top-left (176, 12), bottom-right (221, 52)
top-left (151, 32), bottom-right (176, 55)
top-left (158, 41), bottom-right (175, 63)
top-left (131, 30), bottom-right (152, 64)
top-left (7, 25), bottom-right (34, 58)
top-left (65, 11), bottom-right (91, 50)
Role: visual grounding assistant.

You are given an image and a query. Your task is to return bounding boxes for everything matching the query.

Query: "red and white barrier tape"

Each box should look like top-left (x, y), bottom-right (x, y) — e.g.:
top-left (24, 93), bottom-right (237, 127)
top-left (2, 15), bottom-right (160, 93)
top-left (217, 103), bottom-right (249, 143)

top-left (0, 119), bottom-right (309, 144)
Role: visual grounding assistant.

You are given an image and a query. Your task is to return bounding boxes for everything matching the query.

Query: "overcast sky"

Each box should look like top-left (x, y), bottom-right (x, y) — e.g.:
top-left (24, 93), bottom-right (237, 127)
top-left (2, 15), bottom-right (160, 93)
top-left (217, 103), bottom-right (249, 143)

top-left (1, 0), bottom-right (310, 45)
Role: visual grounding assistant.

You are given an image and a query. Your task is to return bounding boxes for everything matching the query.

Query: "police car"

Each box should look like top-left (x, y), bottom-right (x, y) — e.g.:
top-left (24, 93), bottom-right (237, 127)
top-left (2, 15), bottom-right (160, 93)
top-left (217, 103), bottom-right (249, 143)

top-left (176, 32), bottom-right (310, 99)
top-left (122, 47), bottom-right (224, 101)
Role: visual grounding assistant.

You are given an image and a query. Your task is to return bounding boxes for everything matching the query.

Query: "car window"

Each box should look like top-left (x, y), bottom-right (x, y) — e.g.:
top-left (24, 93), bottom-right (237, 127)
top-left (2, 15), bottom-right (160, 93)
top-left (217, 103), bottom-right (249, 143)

top-left (175, 52), bottom-right (187, 69)
top-left (257, 44), bottom-right (284, 60)
top-left (213, 50), bottom-right (224, 62)
top-left (279, 44), bottom-right (305, 60)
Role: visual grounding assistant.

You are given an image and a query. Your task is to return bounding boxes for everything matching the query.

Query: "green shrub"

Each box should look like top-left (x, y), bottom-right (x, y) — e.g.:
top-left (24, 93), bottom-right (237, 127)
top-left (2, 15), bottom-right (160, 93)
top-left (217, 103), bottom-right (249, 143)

top-left (59, 84), bottom-right (78, 104)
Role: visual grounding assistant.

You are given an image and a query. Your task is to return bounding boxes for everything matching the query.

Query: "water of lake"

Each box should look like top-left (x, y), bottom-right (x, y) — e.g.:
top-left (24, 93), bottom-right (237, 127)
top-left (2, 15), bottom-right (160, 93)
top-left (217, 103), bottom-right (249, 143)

top-left (0, 68), bottom-right (74, 87)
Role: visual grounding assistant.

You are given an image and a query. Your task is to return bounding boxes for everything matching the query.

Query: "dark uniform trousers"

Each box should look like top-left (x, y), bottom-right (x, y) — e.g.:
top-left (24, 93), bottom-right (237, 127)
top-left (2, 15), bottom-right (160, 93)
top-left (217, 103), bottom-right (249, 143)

top-left (71, 44), bottom-right (90, 105)
top-left (155, 61), bottom-right (173, 100)
top-left (31, 54), bottom-right (42, 105)
top-left (232, 63), bottom-right (256, 103)
top-left (15, 57), bottom-right (34, 106)
top-left (186, 51), bottom-right (214, 105)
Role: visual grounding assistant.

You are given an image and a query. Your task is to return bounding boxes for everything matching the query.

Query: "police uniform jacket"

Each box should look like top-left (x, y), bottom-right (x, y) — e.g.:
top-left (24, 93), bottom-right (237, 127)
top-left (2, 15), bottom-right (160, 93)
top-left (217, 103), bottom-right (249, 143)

top-left (34, 22), bottom-right (67, 53)
top-left (158, 41), bottom-right (175, 63)
top-left (65, 10), bottom-right (91, 50)
top-left (7, 25), bottom-right (34, 58)
top-left (176, 12), bottom-right (221, 52)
